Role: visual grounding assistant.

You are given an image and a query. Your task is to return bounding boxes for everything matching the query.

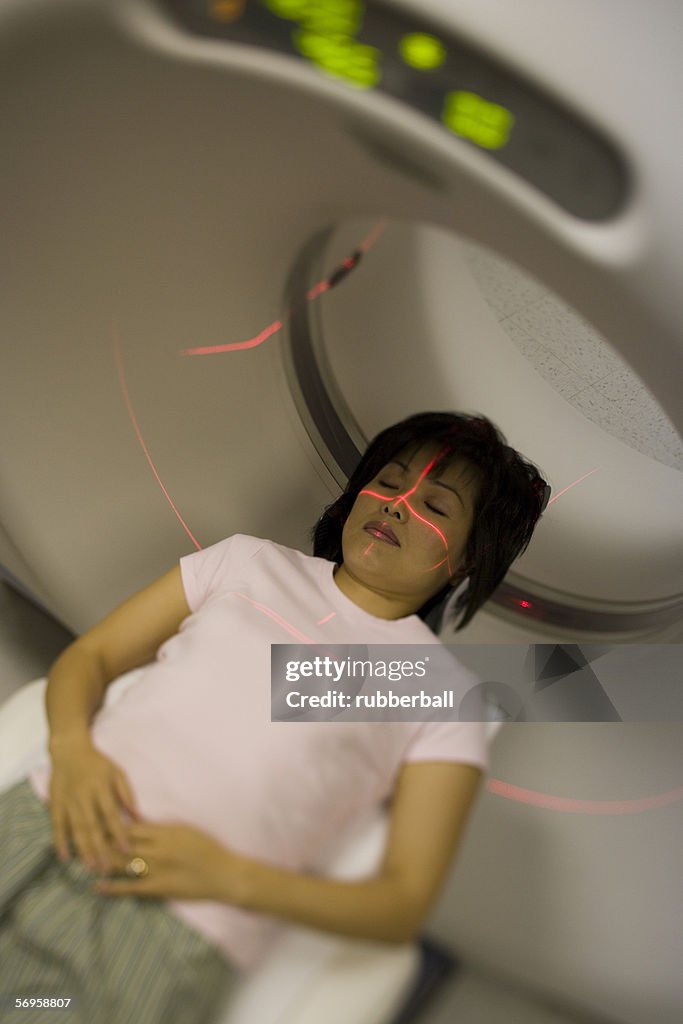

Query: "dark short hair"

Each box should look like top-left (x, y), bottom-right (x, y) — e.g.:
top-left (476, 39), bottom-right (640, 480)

top-left (310, 411), bottom-right (550, 633)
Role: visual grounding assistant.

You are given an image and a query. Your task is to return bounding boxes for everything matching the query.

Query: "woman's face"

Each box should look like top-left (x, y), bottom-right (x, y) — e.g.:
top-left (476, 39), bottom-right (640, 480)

top-left (338, 440), bottom-right (480, 618)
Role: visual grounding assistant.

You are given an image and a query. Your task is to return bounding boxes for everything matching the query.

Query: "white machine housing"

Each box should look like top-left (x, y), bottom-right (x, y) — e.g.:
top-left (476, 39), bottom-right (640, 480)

top-left (1, 2), bottom-right (682, 1023)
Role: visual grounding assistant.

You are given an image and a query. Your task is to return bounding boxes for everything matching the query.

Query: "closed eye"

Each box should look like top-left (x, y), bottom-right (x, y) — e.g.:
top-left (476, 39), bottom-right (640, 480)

top-left (378, 480), bottom-right (447, 517)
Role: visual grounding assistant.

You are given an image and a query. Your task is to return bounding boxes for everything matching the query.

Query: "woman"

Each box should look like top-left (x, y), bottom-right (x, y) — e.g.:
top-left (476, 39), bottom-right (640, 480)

top-left (0, 411), bottom-right (549, 1023)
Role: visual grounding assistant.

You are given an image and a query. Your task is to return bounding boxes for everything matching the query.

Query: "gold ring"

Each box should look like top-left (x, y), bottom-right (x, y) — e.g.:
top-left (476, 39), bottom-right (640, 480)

top-left (125, 856), bottom-right (150, 878)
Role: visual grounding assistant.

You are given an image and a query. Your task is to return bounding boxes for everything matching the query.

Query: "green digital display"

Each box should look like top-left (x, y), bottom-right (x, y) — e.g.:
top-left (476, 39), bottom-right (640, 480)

top-left (443, 90), bottom-right (514, 150)
top-left (265, 0), bottom-right (361, 36)
top-left (292, 28), bottom-right (381, 90)
top-left (165, 0), bottom-right (628, 220)
top-left (266, 0), bottom-right (382, 91)
top-left (263, 0), bottom-right (514, 149)
top-left (399, 33), bottom-right (447, 72)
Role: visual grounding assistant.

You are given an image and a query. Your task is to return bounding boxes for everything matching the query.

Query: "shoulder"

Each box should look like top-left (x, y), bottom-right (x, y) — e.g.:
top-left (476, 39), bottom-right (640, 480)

top-left (244, 536), bottom-right (324, 574)
top-left (186, 535), bottom-right (326, 588)
top-left (178, 533), bottom-right (269, 607)
top-left (183, 533), bottom-right (273, 564)
top-left (179, 533), bottom-right (260, 574)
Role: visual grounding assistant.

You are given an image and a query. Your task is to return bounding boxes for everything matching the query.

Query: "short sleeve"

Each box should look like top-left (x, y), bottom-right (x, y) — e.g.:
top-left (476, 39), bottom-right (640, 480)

top-left (179, 533), bottom-right (255, 613)
top-left (402, 719), bottom-right (489, 774)
top-left (400, 652), bottom-right (489, 772)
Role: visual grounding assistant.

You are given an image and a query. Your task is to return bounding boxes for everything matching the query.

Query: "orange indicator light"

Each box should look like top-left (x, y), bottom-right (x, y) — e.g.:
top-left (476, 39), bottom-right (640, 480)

top-left (209, 0), bottom-right (246, 22)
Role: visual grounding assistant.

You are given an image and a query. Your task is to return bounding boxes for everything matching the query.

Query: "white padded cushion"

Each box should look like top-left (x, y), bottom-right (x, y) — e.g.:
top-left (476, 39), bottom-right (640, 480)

top-left (0, 678), bottom-right (49, 789)
top-left (224, 930), bottom-right (419, 1024)
top-left (0, 673), bottom-right (420, 1024)
top-left (0, 669), bottom-right (145, 791)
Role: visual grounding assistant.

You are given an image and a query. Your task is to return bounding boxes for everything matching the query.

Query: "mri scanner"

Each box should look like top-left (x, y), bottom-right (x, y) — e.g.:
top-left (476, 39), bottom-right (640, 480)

top-left (1, 0), bottom-right (682, 1021)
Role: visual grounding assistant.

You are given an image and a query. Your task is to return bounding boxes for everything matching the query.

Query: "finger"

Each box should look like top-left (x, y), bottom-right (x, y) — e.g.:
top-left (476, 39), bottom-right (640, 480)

top-left (70, 805), bottom-right (110, 870)
top-left (115, 774), bottom-right (141, 823)
top-left (96, 791), bottom-right (132, 854)
top-left (124, 824), bottom-right (156, 844)
top-left (50, 804), bottom-right (71, 862)
top-left (93, 878), bottom-right (158, 897)
top-left (69, 815), bottom-right (96, 868)
top-left (94, 848), bottom-right (132, 875)
top-left (94, 793), bottom-right (140, 870)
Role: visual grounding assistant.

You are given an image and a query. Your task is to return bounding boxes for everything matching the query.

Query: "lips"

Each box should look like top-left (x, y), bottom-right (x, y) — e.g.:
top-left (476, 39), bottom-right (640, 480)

top-left (364, 521), bottom-right (400, 546)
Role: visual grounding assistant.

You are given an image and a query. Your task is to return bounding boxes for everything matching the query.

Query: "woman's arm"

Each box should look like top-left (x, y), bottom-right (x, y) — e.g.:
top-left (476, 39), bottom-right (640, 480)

top-left (227, 859), bottom-right (417, 945)
top-left (222, 760), bottom-right (484, 944)
top-left (47, 565), bottom-right (191, 750)
top-left (45, 566), bottom-right (194, 868)
top-left (95, 761), bottom-right (483, 946)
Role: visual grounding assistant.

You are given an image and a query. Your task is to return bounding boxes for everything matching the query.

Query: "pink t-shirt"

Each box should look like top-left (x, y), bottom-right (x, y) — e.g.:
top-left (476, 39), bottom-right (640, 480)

top-left (30, 535), bottom-right (488, 971)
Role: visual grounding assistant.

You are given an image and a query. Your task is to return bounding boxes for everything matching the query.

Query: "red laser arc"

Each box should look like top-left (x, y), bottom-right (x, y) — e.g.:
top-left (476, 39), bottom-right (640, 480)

top-left (109, 345), bottom-right (681, 815)
top-left (110, 229), bottom-right (678, 818)
top-left (486, 778), bottom-right (683, 815)
top-left (113, 326), bottom-right (203, 552)
top-left (180, 221), bottom-right (388, 357)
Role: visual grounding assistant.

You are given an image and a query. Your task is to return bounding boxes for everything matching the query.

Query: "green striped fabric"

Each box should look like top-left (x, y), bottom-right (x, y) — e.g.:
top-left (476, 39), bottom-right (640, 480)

top-left (0, 779), bottom-right (240, 1023)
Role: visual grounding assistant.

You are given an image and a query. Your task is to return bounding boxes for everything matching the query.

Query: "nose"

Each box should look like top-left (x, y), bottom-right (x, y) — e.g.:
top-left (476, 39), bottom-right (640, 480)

top-left (382, 499), bottom-right (404, 520)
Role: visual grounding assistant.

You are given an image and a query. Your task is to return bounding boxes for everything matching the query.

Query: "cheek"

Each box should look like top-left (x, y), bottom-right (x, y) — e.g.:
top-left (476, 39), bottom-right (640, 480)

top-left (417, 524), bottom-right (467, 569)
top-left (412, 516), bottom-right (451, 548)
top-left (344, 501), bottom-right (367, 536)
top-left (350, 492), bottom-right (374, 520)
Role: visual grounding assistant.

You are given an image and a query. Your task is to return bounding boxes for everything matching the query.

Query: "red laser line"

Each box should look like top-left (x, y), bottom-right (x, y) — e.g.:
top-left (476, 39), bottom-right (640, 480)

top-left (548, 467), bottom-right (601, 506)
top-left (180, 221), bottom-right (387, 357)
top-left (306, 283), bottom-right (330, 301)
top-left (179, 320), bottom-right (284, 357)
top-left (360, 495), bottom-right (455, 575)
top-left (113, 223), bottom-right (387, 550)
top-left (233, 596), bottom-right (346, 669)
top-left (234, 592), bottom-right (315, 643)
top-left (113, 325), bottom-right (203, 552)
top-left (104, 350), bottom-right (683, 814)
top-left (486, 778), bottom-right (683, 815)
top-left (357, 220), bottom-right (386, 252)
top-left (360, 448), bottom-right (456, 574)
top-left (230, 587), bottom-right (683, 816)
top-left (232, 584), bottom-right (683, 815)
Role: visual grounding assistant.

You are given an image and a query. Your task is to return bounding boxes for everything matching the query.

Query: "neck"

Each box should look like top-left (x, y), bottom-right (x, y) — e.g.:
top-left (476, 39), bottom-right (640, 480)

top-left (332, 564), bottom-right (419, 620)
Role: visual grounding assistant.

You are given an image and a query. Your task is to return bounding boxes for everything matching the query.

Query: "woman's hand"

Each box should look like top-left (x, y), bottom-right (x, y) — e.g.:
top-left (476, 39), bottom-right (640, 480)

top-left (91, 822), bottom-right (248, 903)
top-left (48, 738), bottom-right (141, 871)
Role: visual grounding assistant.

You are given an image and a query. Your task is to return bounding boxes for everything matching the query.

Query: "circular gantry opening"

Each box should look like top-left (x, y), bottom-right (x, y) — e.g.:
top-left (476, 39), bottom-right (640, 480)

top-left (284, 218), bottom-right (683, 637)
